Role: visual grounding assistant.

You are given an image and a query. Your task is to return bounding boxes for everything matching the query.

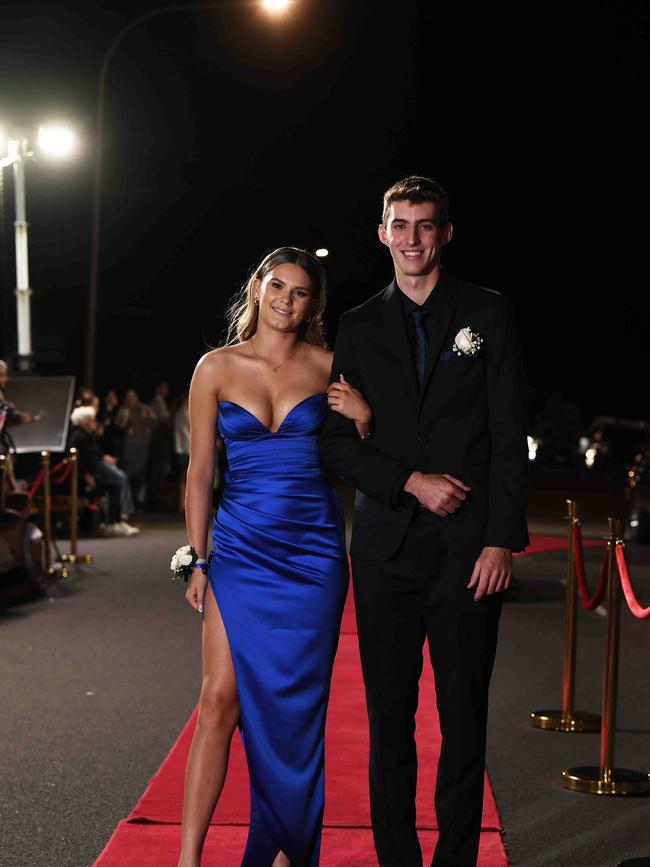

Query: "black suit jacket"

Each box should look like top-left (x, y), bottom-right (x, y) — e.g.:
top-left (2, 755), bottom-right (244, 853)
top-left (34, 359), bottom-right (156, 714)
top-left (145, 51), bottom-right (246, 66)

top-left (319, 272), bottom-right (529, 561)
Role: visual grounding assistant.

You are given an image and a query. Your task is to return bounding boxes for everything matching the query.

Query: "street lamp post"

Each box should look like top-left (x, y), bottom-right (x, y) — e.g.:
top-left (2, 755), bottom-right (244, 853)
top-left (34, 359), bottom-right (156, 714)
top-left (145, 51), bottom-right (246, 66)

top-left (85, 0), bottom-right (293, 389)
top-left (0, 125), bottom-right (78, 373)
top-left (9, 136), bottom-right (32, 372)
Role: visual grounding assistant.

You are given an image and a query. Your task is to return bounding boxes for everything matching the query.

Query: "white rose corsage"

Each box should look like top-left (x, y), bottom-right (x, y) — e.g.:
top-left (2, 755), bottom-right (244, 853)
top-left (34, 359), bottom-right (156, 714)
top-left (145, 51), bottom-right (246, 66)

top-left (452, 326), bottom-right (483, 356)
top-left (170, 544), bottom-right (204, 582)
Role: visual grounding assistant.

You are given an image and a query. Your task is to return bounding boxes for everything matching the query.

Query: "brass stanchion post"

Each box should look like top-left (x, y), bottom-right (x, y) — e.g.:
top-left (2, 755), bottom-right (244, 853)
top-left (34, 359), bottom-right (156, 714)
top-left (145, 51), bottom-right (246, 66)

top-left (40, 450), bottom-right (68, 580)
top-left (531, 499), bottom-right (601, 731)
top-left (60, 448), bottom-right (93, 565)
top-left (562, 517), bottom-right (650, 794)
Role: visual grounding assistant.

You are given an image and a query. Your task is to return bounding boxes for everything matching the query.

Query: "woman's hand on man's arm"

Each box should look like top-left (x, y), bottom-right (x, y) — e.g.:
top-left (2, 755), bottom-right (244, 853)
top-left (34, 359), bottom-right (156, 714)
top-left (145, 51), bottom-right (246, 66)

top-left (327, 374), bottom-right (373, 438)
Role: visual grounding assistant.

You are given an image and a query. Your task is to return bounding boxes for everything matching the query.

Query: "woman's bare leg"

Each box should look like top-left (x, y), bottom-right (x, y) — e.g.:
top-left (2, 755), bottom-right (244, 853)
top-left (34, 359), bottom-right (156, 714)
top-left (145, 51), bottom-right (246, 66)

top-left (177, 583), bottom-right (239, 867)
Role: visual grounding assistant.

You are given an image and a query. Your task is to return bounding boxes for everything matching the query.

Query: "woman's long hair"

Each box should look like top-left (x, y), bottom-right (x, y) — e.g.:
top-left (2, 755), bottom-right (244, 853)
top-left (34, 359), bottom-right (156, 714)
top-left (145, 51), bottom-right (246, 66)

top-left (224, 247), bottom-right (327, 348)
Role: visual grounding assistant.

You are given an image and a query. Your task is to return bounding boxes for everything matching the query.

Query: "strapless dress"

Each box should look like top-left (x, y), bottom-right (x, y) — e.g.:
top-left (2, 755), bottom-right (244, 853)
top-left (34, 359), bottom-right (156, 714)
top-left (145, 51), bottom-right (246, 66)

top-left (208, 392), bottom-right (348, 866)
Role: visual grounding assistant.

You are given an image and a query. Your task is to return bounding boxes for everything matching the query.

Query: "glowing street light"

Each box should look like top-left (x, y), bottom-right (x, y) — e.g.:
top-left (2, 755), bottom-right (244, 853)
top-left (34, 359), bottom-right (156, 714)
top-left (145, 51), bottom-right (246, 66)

top-left (0, 123), bottom-right (77, 371)
top-left (38, 124), bottom-right (78, 160)
top-left (315, 248), bottom-right (329, 258)
top-left (261, 0), bottom-right (292, 13)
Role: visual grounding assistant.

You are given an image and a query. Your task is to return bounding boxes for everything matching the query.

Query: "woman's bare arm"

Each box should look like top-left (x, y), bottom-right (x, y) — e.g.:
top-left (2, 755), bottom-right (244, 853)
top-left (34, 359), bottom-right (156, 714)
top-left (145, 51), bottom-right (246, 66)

top-left (185, 352), bottom-right (221, 612)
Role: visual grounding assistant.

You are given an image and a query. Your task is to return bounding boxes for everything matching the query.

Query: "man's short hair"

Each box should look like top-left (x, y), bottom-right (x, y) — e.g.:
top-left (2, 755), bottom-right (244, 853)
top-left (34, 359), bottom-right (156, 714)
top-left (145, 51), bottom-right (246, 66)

top-left (382, 175), bottom-right (450, 226)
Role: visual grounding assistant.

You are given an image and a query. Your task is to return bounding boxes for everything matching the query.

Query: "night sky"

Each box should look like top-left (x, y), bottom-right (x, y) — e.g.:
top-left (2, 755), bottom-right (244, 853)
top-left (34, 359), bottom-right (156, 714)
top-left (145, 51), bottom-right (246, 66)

top-left (1, 0), bottom-right (648, 427)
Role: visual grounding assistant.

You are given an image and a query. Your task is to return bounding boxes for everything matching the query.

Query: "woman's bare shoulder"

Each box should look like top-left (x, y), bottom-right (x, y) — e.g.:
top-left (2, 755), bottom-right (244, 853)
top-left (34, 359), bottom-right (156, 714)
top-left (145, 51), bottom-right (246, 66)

top-left (192, 344), bottom-right (248, 390)
top-left (196, 343), bottom-right (249, 369)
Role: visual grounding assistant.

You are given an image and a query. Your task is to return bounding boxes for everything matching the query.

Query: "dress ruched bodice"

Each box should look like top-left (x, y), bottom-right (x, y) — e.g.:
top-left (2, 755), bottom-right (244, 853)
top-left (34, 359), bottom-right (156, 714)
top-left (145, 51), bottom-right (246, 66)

top-left (218, 394), bottom-right (327, 482)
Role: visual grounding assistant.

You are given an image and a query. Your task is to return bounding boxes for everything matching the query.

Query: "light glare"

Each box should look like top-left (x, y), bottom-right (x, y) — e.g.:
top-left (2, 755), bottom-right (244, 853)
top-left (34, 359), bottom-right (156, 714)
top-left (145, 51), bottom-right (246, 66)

top-left (261, 0), bottom-right (291, 13)
top-left (38, 124), bottom-right (77, 159)
top-left (315, 248), bottom-right (329, 258)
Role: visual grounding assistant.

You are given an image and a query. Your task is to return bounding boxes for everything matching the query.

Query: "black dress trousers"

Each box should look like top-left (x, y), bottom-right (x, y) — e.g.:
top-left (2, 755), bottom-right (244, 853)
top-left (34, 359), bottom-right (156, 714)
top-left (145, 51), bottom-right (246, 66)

top-left (351, 508), bottom-right (502, 867)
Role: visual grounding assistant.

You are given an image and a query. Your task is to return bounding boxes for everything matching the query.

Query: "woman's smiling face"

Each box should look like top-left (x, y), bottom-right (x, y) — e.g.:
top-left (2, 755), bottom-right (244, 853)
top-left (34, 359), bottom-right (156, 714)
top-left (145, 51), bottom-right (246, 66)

top-left (255, 262), bottom-right (314, 333)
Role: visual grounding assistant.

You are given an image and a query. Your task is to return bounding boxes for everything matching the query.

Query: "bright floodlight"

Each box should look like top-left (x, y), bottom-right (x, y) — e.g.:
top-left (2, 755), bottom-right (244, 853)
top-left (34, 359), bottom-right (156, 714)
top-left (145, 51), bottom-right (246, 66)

top-left (315, 248), bottom-right (329, 258)
top-left (38, 124), bottom-right (77, 159)
top-left (261, 0), bottom-right (291, 13)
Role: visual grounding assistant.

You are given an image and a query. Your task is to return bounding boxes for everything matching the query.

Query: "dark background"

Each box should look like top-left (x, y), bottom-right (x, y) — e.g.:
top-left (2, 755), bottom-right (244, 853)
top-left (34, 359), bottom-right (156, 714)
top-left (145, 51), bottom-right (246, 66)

top-left (1, 0), bottom-right (648, 426)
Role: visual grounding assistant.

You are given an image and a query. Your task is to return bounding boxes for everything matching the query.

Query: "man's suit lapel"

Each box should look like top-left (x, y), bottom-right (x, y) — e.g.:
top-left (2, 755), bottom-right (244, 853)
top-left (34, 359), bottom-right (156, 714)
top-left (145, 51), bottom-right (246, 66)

top-left (381, 280), bottom-right (419, 403)
top-left (419, 272), bottom-right (459, 406)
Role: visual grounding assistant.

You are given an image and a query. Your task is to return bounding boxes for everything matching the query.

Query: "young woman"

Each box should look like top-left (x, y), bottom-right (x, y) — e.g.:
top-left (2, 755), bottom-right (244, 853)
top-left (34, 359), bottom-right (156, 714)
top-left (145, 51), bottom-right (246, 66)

top-left (178, 247), bottom-right (371, 867)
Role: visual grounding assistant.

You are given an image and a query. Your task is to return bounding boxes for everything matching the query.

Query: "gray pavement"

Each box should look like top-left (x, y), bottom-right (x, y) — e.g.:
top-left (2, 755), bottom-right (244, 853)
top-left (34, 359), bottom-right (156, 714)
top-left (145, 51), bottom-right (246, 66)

top-left (1, 506), bottom-right (649, 867)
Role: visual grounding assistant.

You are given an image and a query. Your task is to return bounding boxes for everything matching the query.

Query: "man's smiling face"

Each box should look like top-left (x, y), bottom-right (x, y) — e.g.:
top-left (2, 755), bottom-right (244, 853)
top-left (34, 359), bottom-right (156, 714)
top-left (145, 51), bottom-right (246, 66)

top-left (379, 200), bottom-right (452, 280)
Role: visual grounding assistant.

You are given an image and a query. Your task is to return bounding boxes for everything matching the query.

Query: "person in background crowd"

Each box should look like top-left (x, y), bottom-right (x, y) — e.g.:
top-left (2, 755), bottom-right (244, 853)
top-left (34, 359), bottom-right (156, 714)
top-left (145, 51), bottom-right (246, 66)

top-left (95, 390), bottom-right (137, 525)
top-left (69, 406), bottom-right (139, 537)
top-left (117, 389), bottom-right (154, 514)
top-left (97, 389), bottom-right (125, 464)
top-left (0, 359), bottom-right (34, 469)
top-left (150, 380), bottom-right (170, 423)
top-left (75, 387), bottom-right (100, 412)
top-left (4, 491), bottom-right (44, 581)
top-left (70, 388), bottom-right (137, 525)
top-left (173, 390), bottom-right (190, 513)
top-left (147, 380), bottom-right (172, 511)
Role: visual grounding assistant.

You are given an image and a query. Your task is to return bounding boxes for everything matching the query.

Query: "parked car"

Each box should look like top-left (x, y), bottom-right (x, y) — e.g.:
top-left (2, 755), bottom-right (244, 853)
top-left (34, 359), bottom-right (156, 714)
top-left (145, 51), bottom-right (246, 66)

top-left (530, 392), bottom-right (585, 473)
top-left (583, 417), bottom-right (650, 483)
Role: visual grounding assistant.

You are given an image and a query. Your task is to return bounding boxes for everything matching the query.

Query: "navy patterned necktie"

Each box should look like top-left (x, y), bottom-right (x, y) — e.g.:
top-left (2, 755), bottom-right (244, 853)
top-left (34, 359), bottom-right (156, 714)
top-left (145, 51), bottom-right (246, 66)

top-left (411, 310), bottom-right (429, 386)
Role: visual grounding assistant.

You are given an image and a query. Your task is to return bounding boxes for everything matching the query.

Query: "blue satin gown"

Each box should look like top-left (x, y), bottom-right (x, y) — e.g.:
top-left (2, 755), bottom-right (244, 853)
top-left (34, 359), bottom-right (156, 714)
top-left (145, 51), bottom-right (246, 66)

top-left (208, 392), bottom-right (348, 866)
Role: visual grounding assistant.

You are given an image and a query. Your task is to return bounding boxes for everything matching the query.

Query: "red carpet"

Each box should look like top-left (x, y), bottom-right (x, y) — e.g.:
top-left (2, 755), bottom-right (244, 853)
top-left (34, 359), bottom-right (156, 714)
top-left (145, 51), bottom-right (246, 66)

top-left (96, 823), bottom-right (507, 866)
top-left (125, 635), bottom-right (501, 831)
top-left (516, 533), bottom-right (602, 556)
top-left (94, 539), bottom-right (526, 865)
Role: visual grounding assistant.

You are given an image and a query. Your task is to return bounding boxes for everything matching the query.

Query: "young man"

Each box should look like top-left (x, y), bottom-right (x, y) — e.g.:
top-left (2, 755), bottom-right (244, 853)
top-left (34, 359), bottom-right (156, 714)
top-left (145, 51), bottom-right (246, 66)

top-left (320, 176), bottom-right (528, 867)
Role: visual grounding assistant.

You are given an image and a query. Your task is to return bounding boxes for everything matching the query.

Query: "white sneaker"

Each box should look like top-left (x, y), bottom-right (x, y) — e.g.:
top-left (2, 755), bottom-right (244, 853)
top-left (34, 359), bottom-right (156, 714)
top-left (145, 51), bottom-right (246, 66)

top-left (108, 521), bottom-right (130, 536)
top-left (119, 520), bottom-right (140, 536)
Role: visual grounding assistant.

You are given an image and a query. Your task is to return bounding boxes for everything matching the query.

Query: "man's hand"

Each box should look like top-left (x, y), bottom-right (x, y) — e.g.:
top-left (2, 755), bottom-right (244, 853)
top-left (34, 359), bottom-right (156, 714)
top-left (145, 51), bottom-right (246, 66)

top-left (467, 547), bottom-right (512, 601)
top-left (403, 470), bottom-right (470, 517)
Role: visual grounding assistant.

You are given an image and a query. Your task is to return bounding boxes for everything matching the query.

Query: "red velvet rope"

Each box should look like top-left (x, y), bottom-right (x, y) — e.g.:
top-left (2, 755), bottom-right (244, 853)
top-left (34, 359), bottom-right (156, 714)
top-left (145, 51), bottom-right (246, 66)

top-left (572, 522), bottom-right (608, 610)
top-left (616, 544), bottom-right (650, 620)
top-left (51, 463), bottom-right (73, 485)
top-left (27, 466), bottom-right (46, 498)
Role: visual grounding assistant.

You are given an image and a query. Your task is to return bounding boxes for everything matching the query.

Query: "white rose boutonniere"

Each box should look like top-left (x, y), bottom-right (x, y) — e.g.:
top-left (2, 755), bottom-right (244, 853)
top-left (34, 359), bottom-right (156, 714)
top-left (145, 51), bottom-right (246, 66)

top-left (452, 326), bottom-right (483, 357)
